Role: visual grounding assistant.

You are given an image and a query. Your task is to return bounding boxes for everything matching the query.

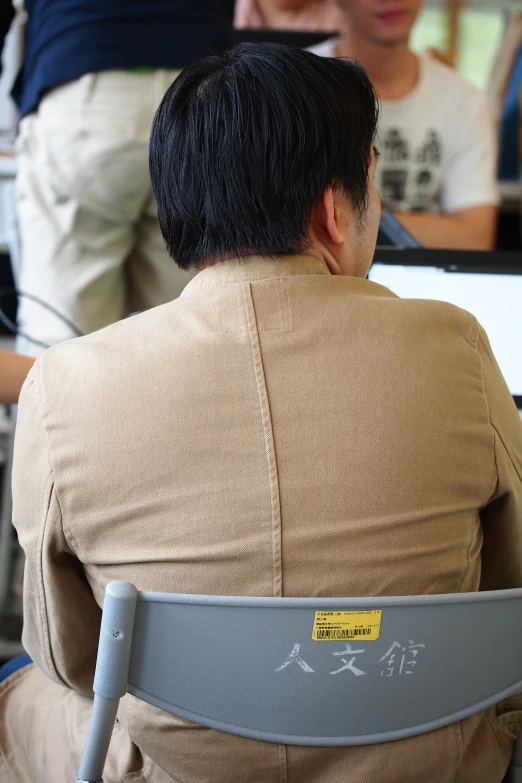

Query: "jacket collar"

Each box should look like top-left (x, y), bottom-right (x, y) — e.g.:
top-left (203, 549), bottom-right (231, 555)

top-left (182, 254), bottom-right (331, 293)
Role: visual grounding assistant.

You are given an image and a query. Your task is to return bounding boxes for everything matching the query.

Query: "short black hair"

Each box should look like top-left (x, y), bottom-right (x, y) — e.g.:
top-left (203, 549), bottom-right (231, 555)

top-left (150, 43), bottom-right (379, 269)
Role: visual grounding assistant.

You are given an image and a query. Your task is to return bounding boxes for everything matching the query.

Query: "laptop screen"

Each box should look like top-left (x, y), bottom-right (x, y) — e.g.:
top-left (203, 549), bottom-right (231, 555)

top-left (369, 253), bottom-right (522, 406)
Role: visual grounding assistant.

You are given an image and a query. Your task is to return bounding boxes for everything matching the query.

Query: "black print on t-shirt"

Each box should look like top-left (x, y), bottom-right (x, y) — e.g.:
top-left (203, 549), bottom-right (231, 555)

top-left (410, 168), bottom-right (437, 211)
top-left (379, 127), bottom-right (444, 208)
top-left (415, 130), bottom-right (442, 165)
top-left (381, 169), bottom-right (408, 203)
top-left (383, 128), bottom-right (409, 162)
top-left (417, 169), bottom-right (432, 186)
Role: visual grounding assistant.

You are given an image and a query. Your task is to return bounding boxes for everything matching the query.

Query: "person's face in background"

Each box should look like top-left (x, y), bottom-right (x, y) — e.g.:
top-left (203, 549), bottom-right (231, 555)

top-left (339, 0), bottom-right (423, 45)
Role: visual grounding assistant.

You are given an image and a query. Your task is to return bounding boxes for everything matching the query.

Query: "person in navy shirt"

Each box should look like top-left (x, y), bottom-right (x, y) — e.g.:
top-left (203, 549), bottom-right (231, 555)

top-left (1, 0), bottom-right (236, 354)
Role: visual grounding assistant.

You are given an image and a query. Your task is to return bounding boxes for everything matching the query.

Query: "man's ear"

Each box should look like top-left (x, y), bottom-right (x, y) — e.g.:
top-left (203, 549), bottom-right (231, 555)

top-left (312, 186), bottom-right (346, 245)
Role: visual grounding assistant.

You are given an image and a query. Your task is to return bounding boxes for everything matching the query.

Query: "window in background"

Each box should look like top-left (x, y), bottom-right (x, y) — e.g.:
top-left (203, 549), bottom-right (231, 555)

top-left (457, 10), bottom-right (505, 90)
top-left (411, 7), bottom-right (505, 91)
top-left (411, 8), bottom-right (447, 54)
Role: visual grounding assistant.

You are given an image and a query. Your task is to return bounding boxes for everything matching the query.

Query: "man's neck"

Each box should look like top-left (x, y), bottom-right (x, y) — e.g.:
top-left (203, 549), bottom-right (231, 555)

top-left (336, 31), bottom-right (419, 102)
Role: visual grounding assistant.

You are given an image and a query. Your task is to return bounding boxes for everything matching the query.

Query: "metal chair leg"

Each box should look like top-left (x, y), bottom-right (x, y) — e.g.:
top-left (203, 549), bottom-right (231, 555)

top-left (76, 582), bottom-right (138, 783)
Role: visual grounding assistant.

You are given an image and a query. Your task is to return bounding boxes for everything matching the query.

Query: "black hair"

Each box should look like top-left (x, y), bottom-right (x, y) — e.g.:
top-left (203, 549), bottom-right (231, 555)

top-left (150, 43), bottom-right (379, 269)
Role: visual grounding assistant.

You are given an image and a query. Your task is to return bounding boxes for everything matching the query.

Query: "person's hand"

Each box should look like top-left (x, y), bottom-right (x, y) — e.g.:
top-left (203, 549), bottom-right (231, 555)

top-left (0, 350), bottom-right (35, 405)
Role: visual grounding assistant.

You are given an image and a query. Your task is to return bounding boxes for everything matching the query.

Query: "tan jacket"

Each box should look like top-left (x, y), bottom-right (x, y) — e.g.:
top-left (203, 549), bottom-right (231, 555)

top-left (2, 255), bottom-right (522, 783)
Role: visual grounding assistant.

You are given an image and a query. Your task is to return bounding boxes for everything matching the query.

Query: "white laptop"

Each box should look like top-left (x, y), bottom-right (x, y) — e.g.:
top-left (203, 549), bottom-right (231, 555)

top-left (369, 249), bottom-right (522, 411)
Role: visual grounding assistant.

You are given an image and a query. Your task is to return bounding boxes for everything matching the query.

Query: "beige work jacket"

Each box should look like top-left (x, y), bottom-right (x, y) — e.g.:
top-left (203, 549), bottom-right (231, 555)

top-left (2, 255), bottom-right (522, 783)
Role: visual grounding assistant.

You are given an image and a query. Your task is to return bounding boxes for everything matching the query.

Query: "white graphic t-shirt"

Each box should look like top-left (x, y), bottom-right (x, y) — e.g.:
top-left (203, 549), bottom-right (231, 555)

top-left (309, 41), bottom-right (499, 214)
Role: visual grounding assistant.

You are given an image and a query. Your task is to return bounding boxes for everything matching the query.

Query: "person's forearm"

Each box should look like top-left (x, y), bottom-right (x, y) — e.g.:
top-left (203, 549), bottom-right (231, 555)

top-left (393, 211), bottom-right (495, 251)
top-left (0, 350), bottom-right (35, 404)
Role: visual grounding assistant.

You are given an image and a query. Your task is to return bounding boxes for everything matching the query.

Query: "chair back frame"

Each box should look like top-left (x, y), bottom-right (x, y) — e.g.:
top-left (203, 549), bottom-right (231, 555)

top-left (77, 582), bottom-right (522, 783)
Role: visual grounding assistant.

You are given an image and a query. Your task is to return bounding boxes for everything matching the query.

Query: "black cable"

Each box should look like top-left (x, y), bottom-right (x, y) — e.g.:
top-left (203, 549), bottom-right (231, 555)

top-left (0, 307), bottom-right (49, 349)
top-left (0, 288), bottom-right (85, 349)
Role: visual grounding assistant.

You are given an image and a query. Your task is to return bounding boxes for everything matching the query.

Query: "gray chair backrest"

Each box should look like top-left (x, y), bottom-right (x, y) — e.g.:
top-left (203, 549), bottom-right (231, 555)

top-left (77, 581), bottom-right (522, 782)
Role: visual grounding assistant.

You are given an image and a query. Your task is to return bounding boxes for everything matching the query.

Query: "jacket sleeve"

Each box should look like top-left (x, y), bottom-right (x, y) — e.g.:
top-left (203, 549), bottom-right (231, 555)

top-left (478, 327), bottom-right (522, 591)
top-left (12, 365), bottom-right (101, 696)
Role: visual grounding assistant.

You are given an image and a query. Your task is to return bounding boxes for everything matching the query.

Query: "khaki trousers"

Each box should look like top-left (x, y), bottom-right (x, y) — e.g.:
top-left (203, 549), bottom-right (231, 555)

top-left (15, 69), bottom-right (193, 355)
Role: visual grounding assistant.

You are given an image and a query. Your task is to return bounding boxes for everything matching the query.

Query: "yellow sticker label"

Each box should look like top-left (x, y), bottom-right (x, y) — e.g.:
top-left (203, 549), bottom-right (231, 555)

top-left (312, 610), bottom-right (382, 641)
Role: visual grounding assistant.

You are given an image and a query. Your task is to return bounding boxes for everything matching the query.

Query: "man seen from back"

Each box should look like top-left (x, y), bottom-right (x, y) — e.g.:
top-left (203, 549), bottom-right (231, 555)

top-left (2, 43), bottom-right (522, 783)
